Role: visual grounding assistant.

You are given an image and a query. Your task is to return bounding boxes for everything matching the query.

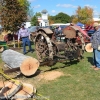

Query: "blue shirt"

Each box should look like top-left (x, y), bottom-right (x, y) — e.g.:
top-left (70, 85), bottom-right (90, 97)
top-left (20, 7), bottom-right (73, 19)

top-left (18, 28), bottom-right (30, 40)
top-left (91, 28), bottom-right (100, 49)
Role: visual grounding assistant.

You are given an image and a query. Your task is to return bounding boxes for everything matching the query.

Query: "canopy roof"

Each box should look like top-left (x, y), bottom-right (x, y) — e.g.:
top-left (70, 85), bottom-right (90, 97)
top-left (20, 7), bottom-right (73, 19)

top-left (76, 22), bottom-right (84, 27)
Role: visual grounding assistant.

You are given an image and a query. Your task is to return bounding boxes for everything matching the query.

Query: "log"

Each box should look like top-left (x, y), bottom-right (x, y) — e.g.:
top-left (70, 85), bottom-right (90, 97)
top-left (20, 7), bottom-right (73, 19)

top-left (1, 49), bottom-right (40, 76)
top-left (85, 43), bottom-right (93, 52)
top-left (0, 81), bottom-right (11, 89)
top-left (0, 80), bottom-right (35, 100)
top-left (0, 46), bottom-right (4, 52)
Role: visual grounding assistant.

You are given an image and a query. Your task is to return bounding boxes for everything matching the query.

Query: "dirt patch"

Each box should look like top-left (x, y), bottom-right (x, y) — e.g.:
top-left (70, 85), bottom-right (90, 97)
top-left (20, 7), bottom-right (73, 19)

top-left (38, 71), bottom-right (64, 81)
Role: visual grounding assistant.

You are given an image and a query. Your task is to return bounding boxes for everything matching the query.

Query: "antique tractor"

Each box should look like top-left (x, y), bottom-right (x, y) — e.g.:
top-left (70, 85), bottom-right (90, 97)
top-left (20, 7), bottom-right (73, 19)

top-left (34, 25), bottom-right (86, 66)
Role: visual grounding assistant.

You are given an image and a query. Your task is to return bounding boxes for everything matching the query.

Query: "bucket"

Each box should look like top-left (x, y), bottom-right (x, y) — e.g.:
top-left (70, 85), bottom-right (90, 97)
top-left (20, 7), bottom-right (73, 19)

top-left (0, 41), bottom-right (7, 45)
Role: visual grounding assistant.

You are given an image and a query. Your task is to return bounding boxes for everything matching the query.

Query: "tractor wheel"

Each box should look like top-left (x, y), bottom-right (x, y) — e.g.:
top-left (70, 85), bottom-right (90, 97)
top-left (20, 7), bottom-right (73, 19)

top-left (35, 31), bottom-right (54, 63)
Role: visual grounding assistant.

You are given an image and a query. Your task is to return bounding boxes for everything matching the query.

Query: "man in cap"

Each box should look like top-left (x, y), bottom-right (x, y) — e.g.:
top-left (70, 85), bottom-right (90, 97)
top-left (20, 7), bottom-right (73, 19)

top-left (18, 23), bottom-right (33, 54)
top-left (90, 22), bottom-right (100, 70)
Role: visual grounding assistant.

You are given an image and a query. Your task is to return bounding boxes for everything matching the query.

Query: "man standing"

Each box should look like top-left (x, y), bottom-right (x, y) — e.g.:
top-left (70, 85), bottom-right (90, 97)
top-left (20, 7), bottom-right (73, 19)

top-left (91, 22), bottom-right (100, 70)
top-left (18, 24), bottom-right (32, 54)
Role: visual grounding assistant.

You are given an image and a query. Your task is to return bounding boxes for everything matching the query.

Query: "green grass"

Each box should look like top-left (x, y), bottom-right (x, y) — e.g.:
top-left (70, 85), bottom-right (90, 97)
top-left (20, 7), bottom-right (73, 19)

top-left (1, 45), bottom-right (100, 100)
top-left (35, 52), bottom-right (100, 100)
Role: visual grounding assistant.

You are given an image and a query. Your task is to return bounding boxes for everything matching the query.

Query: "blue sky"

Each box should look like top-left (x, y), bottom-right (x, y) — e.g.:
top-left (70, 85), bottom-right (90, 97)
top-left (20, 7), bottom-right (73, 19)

top-left (28, 0), bottom-right (100, 18)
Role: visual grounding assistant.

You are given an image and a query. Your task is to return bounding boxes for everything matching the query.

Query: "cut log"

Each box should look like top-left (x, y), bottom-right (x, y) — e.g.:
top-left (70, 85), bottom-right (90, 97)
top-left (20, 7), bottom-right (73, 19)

top-left (0, 46), bottom-right (4, 53)
top-left (0, 81), bottom-right (11, 89)
top-left (1, 49), bottom-right (40, 76)
top-left (0, 80), bottom-right (35, 100)
top-left (85, 43), bottom-right (93, 52)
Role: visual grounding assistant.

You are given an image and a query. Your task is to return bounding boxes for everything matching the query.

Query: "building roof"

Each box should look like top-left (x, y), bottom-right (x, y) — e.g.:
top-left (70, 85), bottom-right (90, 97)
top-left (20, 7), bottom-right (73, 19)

top-left (41, 9), bottom-right (48, 13)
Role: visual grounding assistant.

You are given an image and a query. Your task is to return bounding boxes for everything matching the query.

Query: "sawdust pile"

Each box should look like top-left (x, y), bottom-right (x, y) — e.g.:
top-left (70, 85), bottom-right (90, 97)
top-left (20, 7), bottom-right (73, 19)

top-left (39, 71), bottom-right (64, 81)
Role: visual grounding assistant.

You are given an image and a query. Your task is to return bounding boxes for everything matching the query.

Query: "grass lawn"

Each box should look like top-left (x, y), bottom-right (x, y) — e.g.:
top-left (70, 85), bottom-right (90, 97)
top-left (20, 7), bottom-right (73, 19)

top-left (0, 45), bottom-right (100, 100)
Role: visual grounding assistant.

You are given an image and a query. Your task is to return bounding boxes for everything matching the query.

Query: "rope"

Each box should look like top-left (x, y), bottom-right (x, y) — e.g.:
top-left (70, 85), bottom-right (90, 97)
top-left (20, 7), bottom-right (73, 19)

top-left (0, 69), bottom-right (21, 86)
top-left (0, 68), bottom-right (50, 100)
top-left (36, 93), bottom-right (50, 100)
top-left (1, 73), bottom-right (9, 100)
top-left (0, 68), bottom-right (34, 99)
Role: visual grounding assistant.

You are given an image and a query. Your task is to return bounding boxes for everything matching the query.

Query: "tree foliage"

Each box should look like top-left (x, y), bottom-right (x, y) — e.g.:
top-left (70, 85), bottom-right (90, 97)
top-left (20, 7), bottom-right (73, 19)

top-left (31, 12), bottom-right (41, 26)
top-left (30, 12), bottom-right (71, 25)
top-left (54, 12), bottom-right (71, 23)
top-left (48, 12), bottom-right (71, 24)
top-left (18, 0), bottom-right (29, 7)
top-left (28, 8), bottom-right (34, 18)
top-left (72, 6), bottom-right (94, 25)
top-left (48, 15), bottom-right (55, 24)
top-left (35, 12), bottom-right (41, 17)
top-left (31, 15), bottom-right (39, 26)
top-left (18, 0), bottom-right (31, 17)
top-left (0, 0), bottom-right (30, 32)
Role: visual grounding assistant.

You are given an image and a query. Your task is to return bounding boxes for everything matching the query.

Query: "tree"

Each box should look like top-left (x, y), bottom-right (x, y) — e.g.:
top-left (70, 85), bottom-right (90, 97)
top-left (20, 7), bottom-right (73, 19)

top-left (0, 0), bottom-right (30, 32)
top-left (48, 15), bottom-right (55, 24)
top-left (54, 12), bottom-right (71, 23)
top-left (31, 12), bottom-right (41, 26)
top-left (18, 0), bottom-right (34, 20)
top-left (28, 8), bottom-right (34, 18)
top-left (35, 12), bottom-right (41, 17)
top-left (31, 15), bottom-right (39, 26)
top-left (30, 12), bottom-right (71, 26)
top-left (48, 12), bottom-right (71, 24)
top-left (72, 6), bottom-right (94, 25)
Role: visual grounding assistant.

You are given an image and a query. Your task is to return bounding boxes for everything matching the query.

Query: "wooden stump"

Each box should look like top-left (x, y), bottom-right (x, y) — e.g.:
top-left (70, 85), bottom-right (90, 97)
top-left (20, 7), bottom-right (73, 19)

top-left (1, 49), bottom-right (40, 76)
top-left (0, 46), bottom-right (4, 53)
top-left (0, 80), bottom-right (35, 100)
top-left (0, 81), bottom-right (11, 89)
top-left (85, 43), bottom-right (93, 52)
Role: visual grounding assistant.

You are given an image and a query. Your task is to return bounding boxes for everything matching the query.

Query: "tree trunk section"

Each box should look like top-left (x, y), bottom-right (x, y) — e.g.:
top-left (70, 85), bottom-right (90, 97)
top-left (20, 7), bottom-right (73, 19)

top-left (1, 49), bottom-right (39, 76)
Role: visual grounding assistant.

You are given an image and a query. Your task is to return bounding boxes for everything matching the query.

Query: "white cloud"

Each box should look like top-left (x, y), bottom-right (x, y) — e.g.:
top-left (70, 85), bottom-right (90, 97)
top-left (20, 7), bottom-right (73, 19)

top-left (33, 5), bottom-right (41, 8)
top-left (84, 4), bottom-right (97, 9)
top-left (56, 4), bottom-right (77, 8)
top-left (51, 10), bottom-right (56, 13)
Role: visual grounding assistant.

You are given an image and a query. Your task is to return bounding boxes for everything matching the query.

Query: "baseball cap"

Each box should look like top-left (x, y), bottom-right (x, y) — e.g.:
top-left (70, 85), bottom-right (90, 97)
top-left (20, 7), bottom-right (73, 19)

top-left (21, 23), bottom-right (25, 27)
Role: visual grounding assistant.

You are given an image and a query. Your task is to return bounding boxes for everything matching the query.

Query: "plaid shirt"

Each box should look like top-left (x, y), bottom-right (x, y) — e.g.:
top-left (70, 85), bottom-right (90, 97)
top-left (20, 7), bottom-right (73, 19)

top-left (18, 28), bottom-right (30, 40)
top-left (91, 28), bottom-right (100, 49)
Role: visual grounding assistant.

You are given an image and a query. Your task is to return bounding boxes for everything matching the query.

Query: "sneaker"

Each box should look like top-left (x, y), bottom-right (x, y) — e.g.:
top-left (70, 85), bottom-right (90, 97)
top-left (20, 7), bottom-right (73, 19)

top-left (91, 66), bottom-right (96, 68)
top-left (23, 52), bottom-right (27, 55)
top-left (28, 49), bottom-right (34, 53)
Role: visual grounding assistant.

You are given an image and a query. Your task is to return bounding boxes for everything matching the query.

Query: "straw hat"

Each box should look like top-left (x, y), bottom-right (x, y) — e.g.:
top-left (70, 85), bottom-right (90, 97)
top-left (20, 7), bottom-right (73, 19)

top-left (85, 43), bottom-right (93, 52)
top-left (93, 22), bottom-right (99, 27)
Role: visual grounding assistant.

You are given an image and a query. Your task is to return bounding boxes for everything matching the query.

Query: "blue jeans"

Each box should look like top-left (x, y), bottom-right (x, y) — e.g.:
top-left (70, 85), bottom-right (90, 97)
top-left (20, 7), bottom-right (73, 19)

top-left (93, 49), bottom-right (100, 68)
top-left (22, 37), bottom-right (32, 54)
